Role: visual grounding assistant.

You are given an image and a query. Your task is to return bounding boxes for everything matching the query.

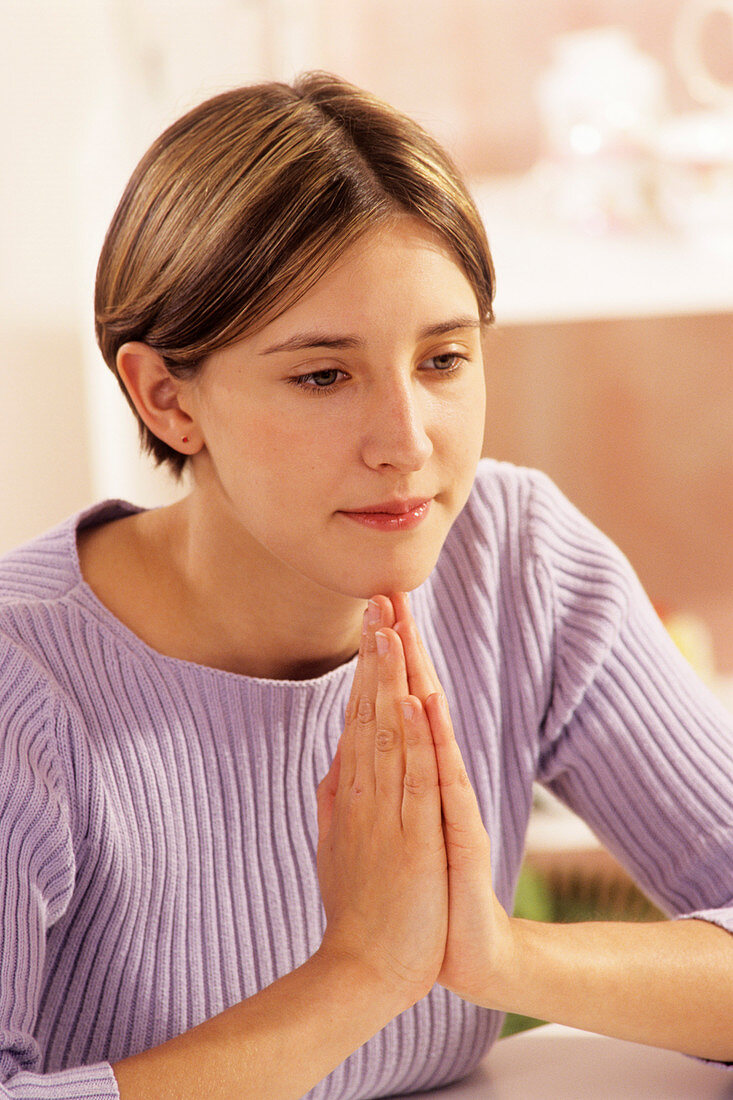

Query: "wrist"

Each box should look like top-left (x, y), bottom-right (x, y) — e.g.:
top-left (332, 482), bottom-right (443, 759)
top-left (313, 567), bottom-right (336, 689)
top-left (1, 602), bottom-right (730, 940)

top-left (313, 937), bottom-right (424, 1022)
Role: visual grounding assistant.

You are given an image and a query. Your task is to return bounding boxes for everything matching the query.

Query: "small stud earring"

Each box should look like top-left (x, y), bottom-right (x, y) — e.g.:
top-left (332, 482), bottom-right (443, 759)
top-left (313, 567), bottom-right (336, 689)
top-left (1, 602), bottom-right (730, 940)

top-left (182, 436), bottom-right (189, 444)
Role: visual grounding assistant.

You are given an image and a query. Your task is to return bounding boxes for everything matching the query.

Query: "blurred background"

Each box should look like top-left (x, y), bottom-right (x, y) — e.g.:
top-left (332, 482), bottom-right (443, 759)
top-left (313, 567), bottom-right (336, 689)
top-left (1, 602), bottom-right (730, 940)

top-left (2, 0), bottom-right (732, 1031)
top-left (5, 0), bottom-right (732, 678)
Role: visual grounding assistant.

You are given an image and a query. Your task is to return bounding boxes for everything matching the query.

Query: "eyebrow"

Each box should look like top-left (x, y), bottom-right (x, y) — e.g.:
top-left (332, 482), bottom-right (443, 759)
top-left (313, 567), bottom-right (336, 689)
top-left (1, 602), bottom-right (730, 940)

top-left (261, 315), bottom-right (481, 355)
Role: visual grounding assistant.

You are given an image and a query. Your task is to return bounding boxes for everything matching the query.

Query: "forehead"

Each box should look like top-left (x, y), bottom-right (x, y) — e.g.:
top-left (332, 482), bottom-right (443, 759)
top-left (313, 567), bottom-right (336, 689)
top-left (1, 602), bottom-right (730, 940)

top-left (251, 219), bottom-right (479, 348)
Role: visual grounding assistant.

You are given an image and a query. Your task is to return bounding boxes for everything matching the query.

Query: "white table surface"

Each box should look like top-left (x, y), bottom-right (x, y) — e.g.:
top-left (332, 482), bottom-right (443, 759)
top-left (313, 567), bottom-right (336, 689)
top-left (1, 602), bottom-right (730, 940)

top-left (392, 1024), bottom-right (733, 1099)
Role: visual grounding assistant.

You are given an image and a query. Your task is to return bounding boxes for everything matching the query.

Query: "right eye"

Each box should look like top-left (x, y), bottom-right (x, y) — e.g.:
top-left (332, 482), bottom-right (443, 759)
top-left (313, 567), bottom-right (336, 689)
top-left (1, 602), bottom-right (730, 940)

top-left (287, 369), bottom-right (348, 396)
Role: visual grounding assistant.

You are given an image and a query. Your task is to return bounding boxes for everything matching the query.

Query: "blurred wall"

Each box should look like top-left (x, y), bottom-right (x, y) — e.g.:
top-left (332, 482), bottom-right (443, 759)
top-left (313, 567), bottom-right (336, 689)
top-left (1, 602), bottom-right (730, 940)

top-left (482, 315), bottom-right (733, 671)
top-left (1, 4), bottom-right (95, 551)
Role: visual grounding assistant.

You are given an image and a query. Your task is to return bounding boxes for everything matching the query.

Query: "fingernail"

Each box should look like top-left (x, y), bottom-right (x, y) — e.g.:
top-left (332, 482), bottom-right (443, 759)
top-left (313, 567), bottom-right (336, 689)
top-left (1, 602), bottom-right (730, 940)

top-left (400, 699), bottom-right (417, 721)
top-left (375, 630), bottom-right (389, 655)
top-left (367, 599), bottom-right (381, 626)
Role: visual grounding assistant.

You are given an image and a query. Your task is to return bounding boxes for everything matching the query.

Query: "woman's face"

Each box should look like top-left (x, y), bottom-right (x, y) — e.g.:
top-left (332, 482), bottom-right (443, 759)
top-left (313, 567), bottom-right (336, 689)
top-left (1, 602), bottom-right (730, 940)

top-left (183, 218), bottom-right (487, 600)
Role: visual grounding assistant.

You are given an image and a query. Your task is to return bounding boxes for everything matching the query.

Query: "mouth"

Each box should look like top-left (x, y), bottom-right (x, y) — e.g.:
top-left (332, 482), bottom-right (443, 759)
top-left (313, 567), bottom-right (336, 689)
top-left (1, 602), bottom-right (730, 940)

top-left (344, 498), bottom-right (432, 515)
top-left (338, 498), bottom-right (433, 531)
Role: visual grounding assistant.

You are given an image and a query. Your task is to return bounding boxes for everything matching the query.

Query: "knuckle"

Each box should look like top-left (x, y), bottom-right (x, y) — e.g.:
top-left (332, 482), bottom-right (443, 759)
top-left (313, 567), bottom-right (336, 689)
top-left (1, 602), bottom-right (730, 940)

top-left (457, 767), bottom-right (472, 790)
top-left (403, 725), bottom-right (426, 748)
top-left (442, 766), bottom-right (471, 791)
top-left (375, 726), bottom-right (398, 753)
top-left (403, 770), bottom-right (437, 796)
top-left (348, 783), bottom-right (367, 806)
top-left (357, 696), bottom-right (374, 724)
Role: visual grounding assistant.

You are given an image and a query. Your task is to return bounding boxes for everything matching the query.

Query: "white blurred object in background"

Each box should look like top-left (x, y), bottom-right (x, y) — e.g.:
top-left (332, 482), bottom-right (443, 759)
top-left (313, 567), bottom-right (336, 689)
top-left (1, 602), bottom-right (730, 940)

top-left (653, 0), bottom-right (733, 247)
top-left (535, 27), bottom-right (667, 233)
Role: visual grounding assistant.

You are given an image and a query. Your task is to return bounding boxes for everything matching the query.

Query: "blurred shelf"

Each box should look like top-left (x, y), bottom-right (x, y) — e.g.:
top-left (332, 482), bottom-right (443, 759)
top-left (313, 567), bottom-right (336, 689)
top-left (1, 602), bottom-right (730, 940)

top-left (471, 174), bottom-right (733, 326)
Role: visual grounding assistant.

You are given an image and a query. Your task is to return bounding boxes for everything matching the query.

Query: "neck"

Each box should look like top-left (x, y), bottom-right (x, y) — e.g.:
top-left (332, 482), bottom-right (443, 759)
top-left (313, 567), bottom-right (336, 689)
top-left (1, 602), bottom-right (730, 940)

top-left (155, 490), bottom-right (366, 681)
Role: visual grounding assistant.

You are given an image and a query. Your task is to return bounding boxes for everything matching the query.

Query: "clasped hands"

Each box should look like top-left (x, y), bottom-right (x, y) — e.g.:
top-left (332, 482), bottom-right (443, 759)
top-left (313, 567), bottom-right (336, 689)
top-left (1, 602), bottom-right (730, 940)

top-left (316, 592), bottom-right (513, 1015)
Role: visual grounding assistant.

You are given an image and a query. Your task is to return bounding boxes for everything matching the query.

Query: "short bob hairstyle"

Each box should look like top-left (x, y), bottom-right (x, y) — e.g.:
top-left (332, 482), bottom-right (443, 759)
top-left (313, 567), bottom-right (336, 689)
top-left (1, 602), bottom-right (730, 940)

top-left (95, 72), bottom-right (496, 476)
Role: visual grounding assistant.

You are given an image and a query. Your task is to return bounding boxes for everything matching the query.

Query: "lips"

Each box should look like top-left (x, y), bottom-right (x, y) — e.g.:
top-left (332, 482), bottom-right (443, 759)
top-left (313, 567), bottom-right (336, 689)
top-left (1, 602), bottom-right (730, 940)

top-left (342, 498), bottom-right (431, 515)
top-left (338, 498), bottom-right (433, 532)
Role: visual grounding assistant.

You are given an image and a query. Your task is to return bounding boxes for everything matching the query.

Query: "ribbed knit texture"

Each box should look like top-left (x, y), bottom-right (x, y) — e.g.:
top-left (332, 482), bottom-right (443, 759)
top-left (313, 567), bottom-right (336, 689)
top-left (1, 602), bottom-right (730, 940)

top-left (0, 459), bottom-right (730, 1099)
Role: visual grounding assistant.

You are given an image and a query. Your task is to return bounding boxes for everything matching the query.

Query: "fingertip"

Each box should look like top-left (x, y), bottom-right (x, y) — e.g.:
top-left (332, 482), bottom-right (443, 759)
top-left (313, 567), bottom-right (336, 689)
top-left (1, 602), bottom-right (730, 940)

top-left (367, 594), bottom-right (396, 628)
top-left (424, 691), bottom-right (449, 729)
top-left (375, 624), bottom-right (404, 653)
top-left (389, 591), bottom-right (410, 622)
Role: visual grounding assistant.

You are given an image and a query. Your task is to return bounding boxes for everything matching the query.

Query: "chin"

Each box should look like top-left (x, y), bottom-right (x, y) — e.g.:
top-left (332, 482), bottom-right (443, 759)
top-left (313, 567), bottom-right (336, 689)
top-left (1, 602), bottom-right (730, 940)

top-left (337, 557), bottom-right (440, 602)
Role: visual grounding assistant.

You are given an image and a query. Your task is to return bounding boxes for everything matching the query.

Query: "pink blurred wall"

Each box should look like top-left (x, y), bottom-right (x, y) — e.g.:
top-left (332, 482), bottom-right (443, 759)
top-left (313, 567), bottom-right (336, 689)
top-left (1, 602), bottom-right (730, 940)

top-left (318, 0), bottom-right (733, 173)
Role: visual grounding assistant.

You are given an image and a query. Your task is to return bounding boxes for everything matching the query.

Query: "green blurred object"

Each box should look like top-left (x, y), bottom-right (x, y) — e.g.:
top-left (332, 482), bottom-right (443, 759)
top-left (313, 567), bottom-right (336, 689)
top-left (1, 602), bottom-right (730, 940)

top-left (512, 864), bottom-right (554, 923)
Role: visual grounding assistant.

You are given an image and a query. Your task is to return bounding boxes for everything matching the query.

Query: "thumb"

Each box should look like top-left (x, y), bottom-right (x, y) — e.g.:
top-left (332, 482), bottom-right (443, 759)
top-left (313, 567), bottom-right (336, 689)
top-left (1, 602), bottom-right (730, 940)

top-left (316, 741), bottom-right (341, 839)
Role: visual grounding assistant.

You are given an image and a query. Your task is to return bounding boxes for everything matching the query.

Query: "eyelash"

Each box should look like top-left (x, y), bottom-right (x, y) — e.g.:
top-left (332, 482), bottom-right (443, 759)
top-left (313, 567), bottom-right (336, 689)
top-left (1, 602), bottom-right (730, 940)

top-left (287, 354), bottom-right (467, 398)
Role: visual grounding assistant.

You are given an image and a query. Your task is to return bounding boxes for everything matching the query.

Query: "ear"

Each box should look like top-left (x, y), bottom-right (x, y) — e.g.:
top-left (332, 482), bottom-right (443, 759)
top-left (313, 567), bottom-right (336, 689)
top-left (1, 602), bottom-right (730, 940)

top-left (116, 342), bottom-right (201, 457)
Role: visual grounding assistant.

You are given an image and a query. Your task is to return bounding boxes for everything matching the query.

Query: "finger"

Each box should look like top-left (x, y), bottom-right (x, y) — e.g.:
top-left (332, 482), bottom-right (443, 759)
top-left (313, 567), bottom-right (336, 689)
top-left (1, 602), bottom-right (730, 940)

top-left (389, 590), bottom-right (412, 622)
top-left (392, 595), bottom-right (441, 702)
top-left (341, 598), bottom-right (386, 788)
top-left (346, 597), bottom-right (395, 794)
top-left (399, 695), bottom-right (443, 838)
top-left (351, 690), bottom-right (377, 798)
top-left (373, 626), bottom-right (409, 804)
top-left (359, 595), bottom-right (396, 706)
top-left (424, 692), bottom-right (488, 852)
top-left (345, 596), bottom-right (396, 722)
top-left (337, 686), bottom-right (359, 792)
top-left (343, 605), bottom-right (370, 727)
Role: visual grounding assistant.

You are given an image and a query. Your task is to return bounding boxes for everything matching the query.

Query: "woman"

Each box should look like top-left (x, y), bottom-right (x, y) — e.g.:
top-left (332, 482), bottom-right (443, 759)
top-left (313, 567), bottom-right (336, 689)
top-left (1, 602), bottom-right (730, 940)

top-left (0, 73), bottom-right (731, 1100)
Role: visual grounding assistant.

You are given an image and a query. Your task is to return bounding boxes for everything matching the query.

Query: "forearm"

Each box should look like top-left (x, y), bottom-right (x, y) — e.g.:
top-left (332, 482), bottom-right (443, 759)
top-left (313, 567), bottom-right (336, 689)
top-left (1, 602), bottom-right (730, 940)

top-left (113, 949), bottom-right (403, 1100)
top-left (486, 916), bottom-right (733, 1062)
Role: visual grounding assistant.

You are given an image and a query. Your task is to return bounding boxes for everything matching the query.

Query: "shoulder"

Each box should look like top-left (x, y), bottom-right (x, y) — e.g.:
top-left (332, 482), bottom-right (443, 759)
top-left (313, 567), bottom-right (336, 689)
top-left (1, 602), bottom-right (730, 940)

top-left (432, 459), bottom-right (555, 599)
top-left (455, 458), bottom-right (573, 540)
top-left (441, 460), bottom-right (638, 664)
top-left (0, 500), bottom-right (142, 722)
top-left (460, 456), bottom-right (537, 519)
top-left (0, 500), bottom-right (139, 609)
top-left (459, 459), bottom-right (633, 586)
top-left (447, 458), bottom-right (579, 571)
top-left (426, 459), bottom-right (558, 637)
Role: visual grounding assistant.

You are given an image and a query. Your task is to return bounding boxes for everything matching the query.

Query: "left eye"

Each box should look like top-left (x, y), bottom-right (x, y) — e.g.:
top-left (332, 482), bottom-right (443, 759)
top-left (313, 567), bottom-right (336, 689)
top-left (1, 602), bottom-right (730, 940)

top-left (424, 353), bottom-right (464, 372)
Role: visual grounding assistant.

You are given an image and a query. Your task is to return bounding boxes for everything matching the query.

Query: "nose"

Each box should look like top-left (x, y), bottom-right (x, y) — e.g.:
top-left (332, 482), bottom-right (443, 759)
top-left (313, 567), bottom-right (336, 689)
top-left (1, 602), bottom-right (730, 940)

top-left (359, 373), bottom-right (433, 472)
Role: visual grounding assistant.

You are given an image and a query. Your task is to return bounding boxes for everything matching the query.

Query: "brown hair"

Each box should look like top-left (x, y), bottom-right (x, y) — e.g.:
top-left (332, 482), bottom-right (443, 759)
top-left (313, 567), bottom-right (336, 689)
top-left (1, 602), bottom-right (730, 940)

top-left (95, 72), bottom-right (495, 475)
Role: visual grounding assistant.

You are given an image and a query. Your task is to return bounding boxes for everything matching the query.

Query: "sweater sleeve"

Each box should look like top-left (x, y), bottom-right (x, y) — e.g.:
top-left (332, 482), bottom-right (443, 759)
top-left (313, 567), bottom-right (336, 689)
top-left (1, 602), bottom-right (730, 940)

top-left (0, 639), bottom-right (119, 1099)
top-left (528, 472), bottom-right (733, 934)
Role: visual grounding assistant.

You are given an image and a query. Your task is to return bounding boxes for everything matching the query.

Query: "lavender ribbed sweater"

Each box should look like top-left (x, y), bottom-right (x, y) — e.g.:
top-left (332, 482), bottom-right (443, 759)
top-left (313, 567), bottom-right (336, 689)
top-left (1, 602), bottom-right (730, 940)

top-left (0, 460), bottom-right (731, 1099)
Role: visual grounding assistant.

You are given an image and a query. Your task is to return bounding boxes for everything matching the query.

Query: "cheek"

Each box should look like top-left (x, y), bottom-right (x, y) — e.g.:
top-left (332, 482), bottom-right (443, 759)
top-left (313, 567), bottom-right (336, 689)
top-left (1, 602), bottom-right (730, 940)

top-left (437, 386), bottom-right (485, 458)
top-left (462, 373), bottom-right (487, 453)
top-left (210, 400), bottom-right (348, 493)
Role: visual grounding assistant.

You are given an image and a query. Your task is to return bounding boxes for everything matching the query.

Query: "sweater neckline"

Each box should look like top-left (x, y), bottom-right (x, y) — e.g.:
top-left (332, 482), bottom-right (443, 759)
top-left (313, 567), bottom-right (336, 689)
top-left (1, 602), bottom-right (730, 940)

top-left (67, 499), bottom-right (360, 691)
